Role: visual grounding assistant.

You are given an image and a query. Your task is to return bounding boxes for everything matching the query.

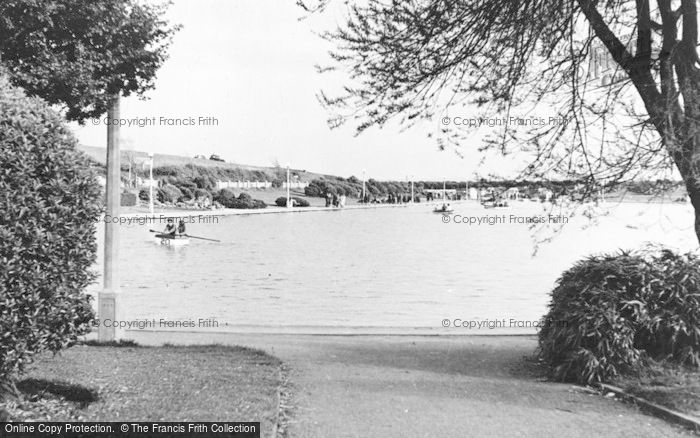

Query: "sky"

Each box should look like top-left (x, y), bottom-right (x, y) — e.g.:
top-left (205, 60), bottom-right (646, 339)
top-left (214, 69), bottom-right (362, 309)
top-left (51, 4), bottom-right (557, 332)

top-left (71, 0), bottom-right (525, 181)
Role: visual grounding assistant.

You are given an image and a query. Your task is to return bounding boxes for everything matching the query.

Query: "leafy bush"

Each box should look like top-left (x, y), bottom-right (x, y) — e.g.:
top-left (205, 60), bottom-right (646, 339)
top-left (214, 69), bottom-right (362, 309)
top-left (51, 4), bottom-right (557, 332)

top-left (193, 188), bottom-right (212, 200)
top-left (538, 247), bottom-right (700, 384)
top-left (294, 197), bottom-right (311, 207)
top-left (178, 187), bottom-right (193, 202)
top-left (237, 192), bottom-right (253, 203)
top-left (213, 188), bottom-right (237, 207)
top-left (157, 183), bottom-right (182, 203)
top-left (152, 165), bottom-right (182, 177)
top-left (305, 184), bottom-right (322, 197)
top-left (234, 193), bottom-right (266, 209)
top-left (193, 175), bottom-right (216, 190)
top-left (138, 188), bottom-right (150, 201)
top-left (275, 196), bottom-right (310, 207)
top-left (214, 190), bottom-right (266, 209)
top-left (0, 76), bottom-right (101, 383)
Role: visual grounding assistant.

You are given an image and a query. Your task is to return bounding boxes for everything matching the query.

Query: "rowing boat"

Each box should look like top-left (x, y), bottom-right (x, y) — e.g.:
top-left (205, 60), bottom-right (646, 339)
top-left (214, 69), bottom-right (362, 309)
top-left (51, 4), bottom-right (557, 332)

top-left (154, 234), bottom-right (191, 246)
top-left (433, 206), bottom-right (454, 213)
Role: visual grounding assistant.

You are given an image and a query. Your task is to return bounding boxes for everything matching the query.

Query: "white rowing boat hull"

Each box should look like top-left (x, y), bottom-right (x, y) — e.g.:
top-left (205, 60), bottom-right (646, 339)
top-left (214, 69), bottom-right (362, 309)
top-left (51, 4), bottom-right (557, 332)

top-left (154, 236), bottom-right (191, 246)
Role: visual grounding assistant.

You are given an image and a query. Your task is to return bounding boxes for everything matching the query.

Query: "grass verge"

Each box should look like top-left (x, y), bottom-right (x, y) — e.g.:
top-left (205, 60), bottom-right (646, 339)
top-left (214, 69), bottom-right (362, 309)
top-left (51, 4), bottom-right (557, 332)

top-left (1, 342), bottom-right (283, 437)
top-left (613, 361), bottom-right (700, 418)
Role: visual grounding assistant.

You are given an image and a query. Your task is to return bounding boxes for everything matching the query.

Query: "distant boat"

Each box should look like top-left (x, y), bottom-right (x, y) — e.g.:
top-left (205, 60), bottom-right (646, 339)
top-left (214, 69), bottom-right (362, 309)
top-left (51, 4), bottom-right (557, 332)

top-left (433, 179), bottom-right (454, 213)
top-left (481, 198), bottom-right (509, 209)
top-left (433, 204), bottom-right (454, 213)
top-left (154, 234), bottom-right (191, 246)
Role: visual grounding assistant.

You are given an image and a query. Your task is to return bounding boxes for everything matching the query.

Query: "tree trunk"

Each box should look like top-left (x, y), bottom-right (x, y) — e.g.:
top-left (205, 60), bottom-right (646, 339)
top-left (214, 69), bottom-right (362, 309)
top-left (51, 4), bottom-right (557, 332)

top-left (684, 176), bottom-right (700, 246)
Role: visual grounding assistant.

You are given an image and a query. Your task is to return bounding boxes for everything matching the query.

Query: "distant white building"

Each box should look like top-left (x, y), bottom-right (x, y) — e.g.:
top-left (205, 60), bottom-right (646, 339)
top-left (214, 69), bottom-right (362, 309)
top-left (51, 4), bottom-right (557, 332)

top-left (282, 181), bottom-right (309, 189)
top-left (217, 180), bottom-right (273, 190)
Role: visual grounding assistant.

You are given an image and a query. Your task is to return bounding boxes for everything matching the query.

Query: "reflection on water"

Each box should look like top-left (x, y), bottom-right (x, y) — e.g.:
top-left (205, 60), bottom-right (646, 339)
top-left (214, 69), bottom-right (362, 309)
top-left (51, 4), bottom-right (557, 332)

top-left (90, 201), bottom-right (696, 329)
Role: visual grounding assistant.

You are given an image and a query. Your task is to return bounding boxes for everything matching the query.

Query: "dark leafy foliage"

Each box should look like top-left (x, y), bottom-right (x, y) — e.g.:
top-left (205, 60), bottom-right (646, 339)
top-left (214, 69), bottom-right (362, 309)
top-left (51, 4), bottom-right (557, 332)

top-left (0, 76), bottom-right (101, 381)
top-left (178, 187), bottom-right (193, 202)
top-left (214, 190), bottom-right (266, 209)
top-left (0, 0), bottom-right (179, 122)
top-left (213, 188), bottom-right (237, 207)
top-left (156, 184), bottom-right (182, 204)
top-left (193, 188), bottom-right (212, 201)
top-left (275, 197), bottom-right (310, 207)
top-left (138, 189), bottom-right (150, 201)
top-left (539, 247), bottom-right (700, 384)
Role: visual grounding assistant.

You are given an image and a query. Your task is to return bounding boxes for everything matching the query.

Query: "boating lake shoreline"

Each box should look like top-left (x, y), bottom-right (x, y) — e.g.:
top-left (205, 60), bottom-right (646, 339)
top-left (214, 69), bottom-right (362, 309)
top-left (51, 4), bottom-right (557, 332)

top-left (90, 200), bottom-right (697, 333)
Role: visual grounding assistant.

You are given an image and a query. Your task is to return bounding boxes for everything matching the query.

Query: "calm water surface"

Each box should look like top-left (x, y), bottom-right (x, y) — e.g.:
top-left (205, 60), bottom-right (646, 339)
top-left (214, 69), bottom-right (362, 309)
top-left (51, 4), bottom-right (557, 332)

top-left (90, 201), bottom-right (696, 330)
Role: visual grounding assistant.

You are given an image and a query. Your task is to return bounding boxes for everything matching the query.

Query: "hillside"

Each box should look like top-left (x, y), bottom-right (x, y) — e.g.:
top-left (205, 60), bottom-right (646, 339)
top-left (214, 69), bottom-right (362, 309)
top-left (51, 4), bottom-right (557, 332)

top-left (77, 144), bottom-right (330, 182)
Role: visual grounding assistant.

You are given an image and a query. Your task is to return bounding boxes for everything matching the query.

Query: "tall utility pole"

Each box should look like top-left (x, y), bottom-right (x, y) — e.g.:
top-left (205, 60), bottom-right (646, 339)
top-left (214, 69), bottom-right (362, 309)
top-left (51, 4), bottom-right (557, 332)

top-left (362, 169), bottom-right (366, 202)
top-left (286, 163), bottom-right (291, 208)
top-left (99, 95), bottom-right (120, 341)
top-left (148, 153), bottom-right (154, 215)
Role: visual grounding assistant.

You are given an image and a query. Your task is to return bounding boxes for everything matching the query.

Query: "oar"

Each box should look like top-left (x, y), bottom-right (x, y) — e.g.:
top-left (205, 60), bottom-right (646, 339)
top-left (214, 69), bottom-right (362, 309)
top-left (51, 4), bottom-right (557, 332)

top-left (149, 229), bottom-right (219, 242)
top-left (184, 234), bottom-right (220, 242)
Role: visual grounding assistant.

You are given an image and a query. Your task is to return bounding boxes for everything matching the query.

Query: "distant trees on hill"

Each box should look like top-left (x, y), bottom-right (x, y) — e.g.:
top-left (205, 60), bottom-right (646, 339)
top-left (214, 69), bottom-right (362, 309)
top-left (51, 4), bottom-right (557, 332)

top-left (122, 161), bottom-right (685, 204)
top-left (303, 176), bottom-right (685, 200)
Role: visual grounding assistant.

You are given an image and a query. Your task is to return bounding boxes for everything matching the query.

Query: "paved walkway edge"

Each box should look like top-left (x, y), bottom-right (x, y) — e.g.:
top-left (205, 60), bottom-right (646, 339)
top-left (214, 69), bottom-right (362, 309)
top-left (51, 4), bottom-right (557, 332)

top-left (598, 383), bottom-right (700, 433)
top-left (274, 364), bottom-right (293, 438)
top-left (269, 365), bottom-right (282, 438)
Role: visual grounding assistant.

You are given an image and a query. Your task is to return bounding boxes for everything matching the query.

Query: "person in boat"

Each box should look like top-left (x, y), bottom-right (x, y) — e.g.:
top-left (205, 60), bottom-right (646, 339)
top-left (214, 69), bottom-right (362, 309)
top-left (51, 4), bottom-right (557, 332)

top-left (162, 218), bottom-right (177, 237)
top-left (177, 219), bottom-right (186, 236)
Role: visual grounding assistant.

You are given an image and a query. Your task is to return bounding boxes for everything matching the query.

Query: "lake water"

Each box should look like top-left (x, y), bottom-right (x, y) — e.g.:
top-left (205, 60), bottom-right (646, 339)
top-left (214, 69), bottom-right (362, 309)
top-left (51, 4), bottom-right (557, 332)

top-left (90, 201), bottom-right (696, 333)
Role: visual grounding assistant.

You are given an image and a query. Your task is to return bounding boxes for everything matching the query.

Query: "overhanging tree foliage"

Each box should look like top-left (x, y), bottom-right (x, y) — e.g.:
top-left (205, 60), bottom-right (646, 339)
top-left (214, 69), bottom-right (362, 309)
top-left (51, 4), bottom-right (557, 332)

top-left (0, 0), bottom-right (179, 121)
top-left (301, 0), bottom-right (700, 243)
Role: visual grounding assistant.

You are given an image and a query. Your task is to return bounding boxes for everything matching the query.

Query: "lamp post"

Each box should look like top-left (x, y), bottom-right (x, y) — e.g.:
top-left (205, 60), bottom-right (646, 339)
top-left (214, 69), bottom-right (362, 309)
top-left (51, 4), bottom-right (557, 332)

top-left (286, 163), bottom-right (291, 208)
top-left (148, 152), bottom-right (154, 215)
top-left (99, 95), bottom-right (120, 342)
top-left (362, 168), bottom-right (366, 203)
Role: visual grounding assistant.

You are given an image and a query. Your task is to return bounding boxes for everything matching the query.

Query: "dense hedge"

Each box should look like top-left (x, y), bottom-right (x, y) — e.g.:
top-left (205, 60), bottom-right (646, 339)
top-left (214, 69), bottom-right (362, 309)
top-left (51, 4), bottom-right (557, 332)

top-left (138, 188), bottom-right (150, 201)
top-left (193, 188), bottom-right (212, 200)
top-left (213, 189), bottom-right (266, 209)
top-left (157, 183), bottom-right (182, 203)
top-left (275, 196), bottom-right (310, 207)
top-left (538, 247), bottom-right (700, 384)
top-left (0, 76), bottom-right (101, 382)
top-left (304, 177), bottom-right (420, 198)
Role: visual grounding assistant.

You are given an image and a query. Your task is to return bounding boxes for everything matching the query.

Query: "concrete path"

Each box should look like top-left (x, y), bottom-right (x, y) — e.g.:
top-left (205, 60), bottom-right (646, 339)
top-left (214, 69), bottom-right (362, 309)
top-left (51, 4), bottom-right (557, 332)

top-left (129, 332), bottom-right (693, 438)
